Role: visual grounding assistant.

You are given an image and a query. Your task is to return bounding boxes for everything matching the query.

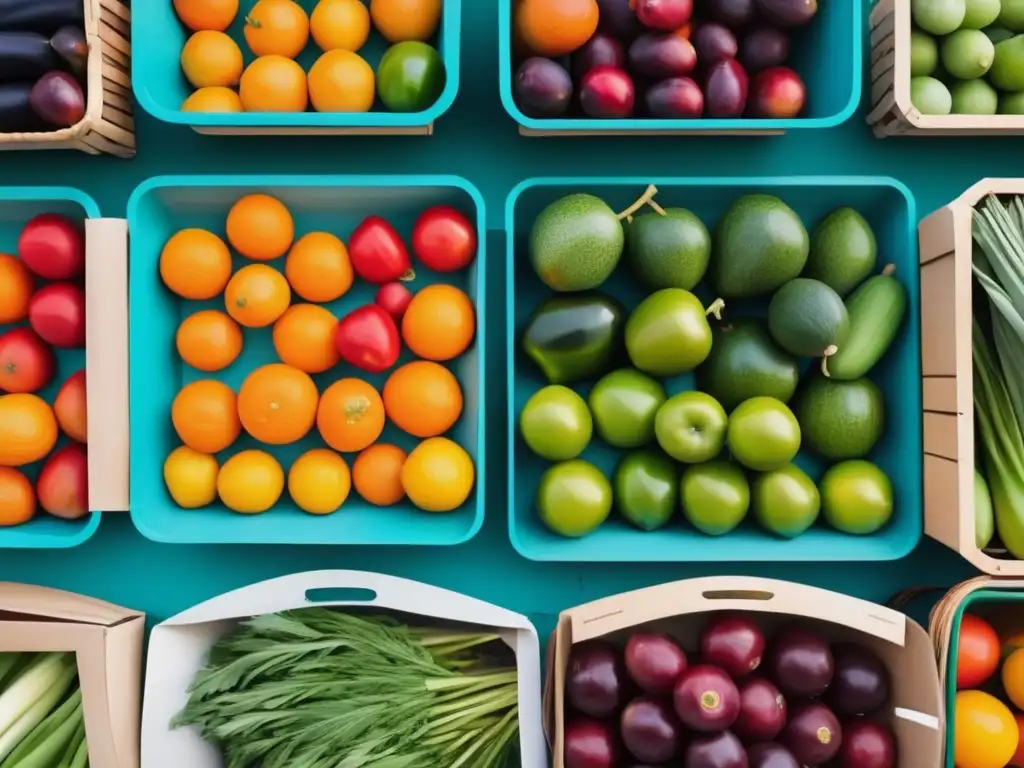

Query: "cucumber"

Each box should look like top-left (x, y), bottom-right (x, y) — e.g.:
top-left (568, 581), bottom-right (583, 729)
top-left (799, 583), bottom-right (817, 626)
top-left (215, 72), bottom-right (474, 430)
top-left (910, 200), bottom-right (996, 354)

top-left (826, 264), bottom-right (907, 380)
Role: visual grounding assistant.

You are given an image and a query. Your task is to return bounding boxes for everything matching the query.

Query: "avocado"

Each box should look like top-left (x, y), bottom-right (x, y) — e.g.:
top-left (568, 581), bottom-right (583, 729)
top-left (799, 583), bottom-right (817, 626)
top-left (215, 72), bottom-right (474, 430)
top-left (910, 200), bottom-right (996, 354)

top-left (696, 318), bottom-right (800, 413)
top-left (529, 193), bottom-right (625, 292)
top-left (767, 278), bottom-right (850, 358)
top-left (627, 207), bottom-right (711, 291)
top-left (522, 293), bottom-right (625, 385)
top-left (804, 207), bottom-right (878, 297)
top-left (793, 374), bottom-right (885, 460)
top-left (711, 194), bottom-right (810, 299)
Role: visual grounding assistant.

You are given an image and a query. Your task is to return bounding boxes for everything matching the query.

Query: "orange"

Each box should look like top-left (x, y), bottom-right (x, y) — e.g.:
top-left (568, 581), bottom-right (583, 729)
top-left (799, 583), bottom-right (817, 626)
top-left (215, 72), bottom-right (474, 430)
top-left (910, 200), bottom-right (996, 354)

top-left (1005, 648), bottom-right (1024, 710)
top-left (0, 394), bottom-right (58, 467)
top-left (224, 265), bottom-right (291, 328)
top-left (515, 0), bottom-right (598, 57)
top-left (401, 283), bottom-right (475, 361)
top-left (308, 50), bottom-right (375, 113)
top-left (401, 437), bottom-right (473, 512)
top-left (226, 193), bottom-right (295, 262)
top-left (317, 378), bottom-right (385, 452)
top-left (163, 446), bottom-right (219, 509)
top-left (181, 31), bottom-right (244, 88)
top-left (240, 55), bottom-right (309, 113)
top-left (174, 0), bottom-right (239, 31)
top-left (159, 229), bottom-right (233, 300)
top-left (352, 443), bottom-right (406, 506)
top-left (955, 690), bottom-right (1019, 768)
top-left (370, 0), bottom-right (442, 43)
top-left (244, 0), bottom-right (310, 58)
top-left (237, 363), bottom-right (319, 444)
top-left (272, 304), bottom-right (340, 374)
top-left (182, 86), bottom-right (243, 112)
top-left (176, 310), bottom-right (244, 372)
top-left (284, 232), bottom-right (353, 303)
top-left (171, 380), bottom-right (242, 454)
top-left (311, 0), bottom-right (371, 52)
top-left (1012, 714), bottom-right (1024, 767)
top-left (383, 360), bottom-right (462, 438)
top-left (288, 449), bottom-right (351, 514)
top-left (0, 467), bottom-right (34, 526)
top-left (217, 450), bottom-right (284, 514)
top-left (0, 254), bottom-right (33, 324)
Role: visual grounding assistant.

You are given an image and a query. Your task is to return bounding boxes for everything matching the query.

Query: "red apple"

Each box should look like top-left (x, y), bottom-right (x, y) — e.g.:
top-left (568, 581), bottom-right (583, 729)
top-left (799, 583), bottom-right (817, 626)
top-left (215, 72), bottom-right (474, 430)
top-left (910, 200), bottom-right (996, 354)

top-left (18, 213), bottom-right (85, 280)
top-left (28, 283), bottom-right (85, 348)
top-left (37, 444), bottom-right (89, 520)
top-left (0, 327), bottom-right (55, 394)
top-left (748, 66), bottom-right (807, 118)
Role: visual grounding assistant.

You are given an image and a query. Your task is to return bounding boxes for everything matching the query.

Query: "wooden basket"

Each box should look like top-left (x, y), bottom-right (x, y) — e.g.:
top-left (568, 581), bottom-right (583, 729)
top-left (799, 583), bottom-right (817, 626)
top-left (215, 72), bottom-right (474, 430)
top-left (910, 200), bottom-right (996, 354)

top-left (868, 0), bottom-right (1024, 137)
top-left (919, 179), bottom-right (1024, 575)
top-left (0, 0), bottom-right (134, 157)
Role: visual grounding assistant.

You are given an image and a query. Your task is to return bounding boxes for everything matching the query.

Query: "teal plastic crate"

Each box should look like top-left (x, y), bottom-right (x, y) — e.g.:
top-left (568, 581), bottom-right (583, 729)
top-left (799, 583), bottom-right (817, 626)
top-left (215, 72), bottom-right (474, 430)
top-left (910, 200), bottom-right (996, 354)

top-left (0, 188), bottom-right (102, 549)
top-left (127, 175), bottom-right (486, 545)
top-left (506, 176), bottom-right (920, 562)
top-left (132, 0), bottom-right (461, 131)
top-left (498, 1), bottom-right (861, 132)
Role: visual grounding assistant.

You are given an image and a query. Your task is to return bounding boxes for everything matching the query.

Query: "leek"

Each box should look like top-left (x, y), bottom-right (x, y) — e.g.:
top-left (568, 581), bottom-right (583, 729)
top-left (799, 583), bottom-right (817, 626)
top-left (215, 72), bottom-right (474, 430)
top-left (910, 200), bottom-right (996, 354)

top-left (0, 653), bottom-right (70, 742)
top-left (976, 468), bottom-right (995, 549)
top-left (0, 664), bottom-right (77, 763)
top-left (12, 697), bottom-right (83, 768)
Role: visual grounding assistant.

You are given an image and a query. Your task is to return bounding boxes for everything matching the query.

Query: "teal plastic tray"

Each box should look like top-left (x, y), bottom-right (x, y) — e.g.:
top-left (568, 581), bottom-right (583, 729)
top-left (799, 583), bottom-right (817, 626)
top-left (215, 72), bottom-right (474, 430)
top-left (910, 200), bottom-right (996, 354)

top-left (132, 0), bottom-right (461, 130)
top-left (0, 188), bottom-right (102, 549)
top-left (127, 174), bottom-right (486, 545)
top-left (498, 0), bottom-right (862, 132)
top-left (506, 176), bottom-right (920, 562)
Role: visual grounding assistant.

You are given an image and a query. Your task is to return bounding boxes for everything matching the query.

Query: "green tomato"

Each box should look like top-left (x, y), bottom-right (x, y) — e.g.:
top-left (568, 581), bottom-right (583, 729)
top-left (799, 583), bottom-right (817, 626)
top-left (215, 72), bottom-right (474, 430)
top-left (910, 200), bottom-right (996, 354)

top-left (654, 391), bottom-right (728, 463)
top-left (727, 397), bottom-right (801, 472)
top-left (537, 460), bottom-right (612, 538)
top-left (520, 385), bottom-right (593, 461)
top-left (588, 369), bottom-right (667, 449)
top-left (614, 450), bottom-right (677, 532)
top-left (377, 41), bottom-right (446, 113)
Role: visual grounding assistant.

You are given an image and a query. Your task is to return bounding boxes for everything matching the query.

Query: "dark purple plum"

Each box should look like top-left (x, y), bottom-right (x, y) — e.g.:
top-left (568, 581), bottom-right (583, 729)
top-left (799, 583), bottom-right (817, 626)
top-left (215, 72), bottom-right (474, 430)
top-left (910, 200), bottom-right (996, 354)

top-left (748, 66), bottom-right (806, 117)
top-left (825, 642), bottom-right (890, 716)
top-left (764, 625), bottom-right (834, 698)
top-left (740, 28), bottom-right (791, 73)
top-left (684, 730), bottom-right (748, 768)
top-left (572, 33), bottom-right (627, 80)
top-left (756, 0), bottom-right (818, 25)
top-left (836, 720), bottom-right (896, 768)
top-left (746, 743), bottom-right (800, 768)
top-left (673, 665), bottom-right (741, 732)
top-left (733, 678), bottom-right (786, 742)
top-left (580, 66), bottom-right (636, 117)
top-left (624, 633), bottom-right (688, 695)
top-left (51, 26), bottom-right (87, 77)
top-left (780, 700), bottom-right (842, 766)
top-left (565, 718), bottom-right (619, 768)
top-left (634, 0), bottom-right (694, 30)
top-left (621, 697), bottom-right (683, 764)
top-left (700, 614), bottom-right (766, 680)
top-left (704, 59), bottom-right (748, 117)
top-left (29, 71), bottom-right (84, 128)
top-left (598, 0), bottom-right (642, 39)
top-left (645, 77), bottom-right (704, 117)
top-left (707, 0), bottom-right (756, 25)
top-left (566, 643), bottom-right (628, 718)
top-left (514, 58), bottom-right (573, 117)
top-left (692, 23), bottom-right (738, 66)
top-left (629, 32), bottom-right (697, 78)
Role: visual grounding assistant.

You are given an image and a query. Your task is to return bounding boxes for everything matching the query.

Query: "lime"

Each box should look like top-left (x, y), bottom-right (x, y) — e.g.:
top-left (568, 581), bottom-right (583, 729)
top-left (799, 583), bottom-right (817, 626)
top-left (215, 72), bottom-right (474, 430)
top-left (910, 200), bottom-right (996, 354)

top-left (951, 78), bottom-right (999, 113)
top-left (615, 450), bottom-right (677, 532)
top-left (819, 460), bottom-right (894, 535)
top-left (681, 461), bottom-right (750, 536)
top-left (963, 0), bottom-right (1002, 26)
top-left (588, 368), bottom-right (667, 449)
top-left (520, 385), bottom-right (593, 461)
top-left (1001, 90), bottom-right (1024, 112)
top-left (752, 463), bottom-right (821, 539)
top-left (911, 30), bottom-right (938, 77)
top-left (654, 391), bottom-right (728, 464)
top-left (912, 0), bottom-right (966, 33)
top-left (536, 460), bottom-right (612, 538)
top-left (941, 30), bottom-right (995, 79)
top-left (999, 0), bottom-right (1024, 29)
top-left (726, 397), bottom-right (801, 472)
top-left (911, 76), bottom-right (953, 115)
top-left (990, 35), bottom-right (1024, 90)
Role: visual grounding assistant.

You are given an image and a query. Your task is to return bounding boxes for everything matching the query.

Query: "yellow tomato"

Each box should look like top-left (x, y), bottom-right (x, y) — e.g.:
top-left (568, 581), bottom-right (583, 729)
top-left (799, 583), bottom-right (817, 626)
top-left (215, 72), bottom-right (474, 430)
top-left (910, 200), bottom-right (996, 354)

top-left (955, 690), bottom-right (1019, 768)
top-left (288, 449), bottom-right (351, 515)
top-left (217, 450), bottom-right (284, 514)
top-left (163, 446), bottom-right (219, 509)
top-left (401, 437), bottom-right (474, 512)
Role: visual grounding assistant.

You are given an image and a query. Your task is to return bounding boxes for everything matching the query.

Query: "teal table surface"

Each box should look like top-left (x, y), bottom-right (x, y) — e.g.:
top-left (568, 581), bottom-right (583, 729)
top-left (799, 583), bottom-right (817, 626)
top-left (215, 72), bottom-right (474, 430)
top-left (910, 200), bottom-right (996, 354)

top-left (0, 2), bottom-right (996, 633)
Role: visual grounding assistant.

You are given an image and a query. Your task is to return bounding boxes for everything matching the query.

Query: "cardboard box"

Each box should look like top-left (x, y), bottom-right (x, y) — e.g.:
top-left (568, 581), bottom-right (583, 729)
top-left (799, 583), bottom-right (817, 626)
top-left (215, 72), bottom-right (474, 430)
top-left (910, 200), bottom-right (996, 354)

top-left (0, 582), bottom-right (144, 768)
top-left (141, 570), bottom-right (548, 768)
top-left (544, 576), bottom-right (942, 768)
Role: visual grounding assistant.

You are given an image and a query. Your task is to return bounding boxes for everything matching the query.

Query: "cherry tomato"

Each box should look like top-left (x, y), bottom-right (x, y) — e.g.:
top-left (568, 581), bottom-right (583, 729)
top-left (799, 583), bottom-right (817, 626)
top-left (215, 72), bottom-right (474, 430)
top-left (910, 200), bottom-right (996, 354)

top-left (0, 327), bottom-right (55, 394)
top-left (411, 205), bottom-right (477, 273)
top-left (18, 213), bottom-right (85, 280)
top-left (375, 282), bottom-right (413, 321)
top-left (335, 305), bottom-right (401, 374)
top-left (958, 613), bottom-right (1001, 689)
top-left (37, 443), bottom-right (89, 520)
top-left (348, 216), bottom-right (413, 284)
top-left (29, 282), bottom-right (85, 348)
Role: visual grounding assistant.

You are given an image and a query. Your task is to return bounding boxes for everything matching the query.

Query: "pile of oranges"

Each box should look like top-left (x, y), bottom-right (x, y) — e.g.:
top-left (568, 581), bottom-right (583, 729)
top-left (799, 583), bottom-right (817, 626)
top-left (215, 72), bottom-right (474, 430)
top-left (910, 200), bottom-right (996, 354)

top-left (159, 192), bottom-right (477, 518)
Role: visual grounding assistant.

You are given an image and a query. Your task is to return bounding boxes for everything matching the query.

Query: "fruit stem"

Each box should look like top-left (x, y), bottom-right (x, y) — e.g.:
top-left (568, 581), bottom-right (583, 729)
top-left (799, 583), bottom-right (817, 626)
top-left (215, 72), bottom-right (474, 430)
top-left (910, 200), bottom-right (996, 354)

top-left (400, 269), bottom-right (416, 282)
top-left (820, 344), bottom-right (839, 377)
top-left (882, 263), bottom-right (896, 276)
top-left (616, 185), bottom-right (659, 221)
top-left (705, 298), bottom-right (725, 320)
top-left (647, 199), bottom-right (667, 216)
top-left (244, 14), bottom-right (260, 27)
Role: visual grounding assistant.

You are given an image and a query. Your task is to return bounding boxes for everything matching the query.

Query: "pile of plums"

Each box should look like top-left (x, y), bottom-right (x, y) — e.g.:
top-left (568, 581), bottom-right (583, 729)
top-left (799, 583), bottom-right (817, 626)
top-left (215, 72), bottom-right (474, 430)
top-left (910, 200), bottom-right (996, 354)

top-left (563, 614), bottom-right (898, 768)
top-left (513, 0), bottom-right (813, 120)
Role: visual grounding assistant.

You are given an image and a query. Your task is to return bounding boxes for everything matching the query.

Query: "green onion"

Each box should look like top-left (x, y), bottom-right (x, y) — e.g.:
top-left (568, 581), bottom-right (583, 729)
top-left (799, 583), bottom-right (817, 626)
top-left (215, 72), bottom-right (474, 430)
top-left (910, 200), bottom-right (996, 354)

top-left (976, 467), bottom-right (995, 549)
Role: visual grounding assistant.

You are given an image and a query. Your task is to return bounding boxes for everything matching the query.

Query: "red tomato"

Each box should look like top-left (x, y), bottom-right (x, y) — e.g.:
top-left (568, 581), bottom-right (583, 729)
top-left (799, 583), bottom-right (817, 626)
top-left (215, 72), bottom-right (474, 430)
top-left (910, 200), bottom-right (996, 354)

top-left (29, 283), bottom-right (85, 348)
top-left (37, 443), bottom-right (88, 520)
top-left (958, 614), bottom-right (1001, 689)
top-left (348, 216), bottom-right (413, 284)
top-left (0, 328), bottom-right (55, 394)
top-left (374, 282), bottom-right (413, 321)
top-left (334, 305), bottom-right (400, 373)
top-left (53, 370), bottom-right (87, 443)
top-left (411, 205), bottom-right (477, 273)
top-left (18, 213), bottom-right (85, 280)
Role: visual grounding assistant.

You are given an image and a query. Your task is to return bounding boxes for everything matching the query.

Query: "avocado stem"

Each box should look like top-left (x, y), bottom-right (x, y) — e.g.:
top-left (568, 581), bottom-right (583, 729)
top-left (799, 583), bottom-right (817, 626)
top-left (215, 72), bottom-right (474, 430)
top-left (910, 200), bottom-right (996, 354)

top-left (882, 263), bottom-right (896, 276)
top-left (820, 344), bottom-right (839, 377)
top-left (647, 199), bottom-right (667, 216)
top-left (616, 185), bottom-right (659, 220)
top-left (705, 298), bottom-right (725, 320)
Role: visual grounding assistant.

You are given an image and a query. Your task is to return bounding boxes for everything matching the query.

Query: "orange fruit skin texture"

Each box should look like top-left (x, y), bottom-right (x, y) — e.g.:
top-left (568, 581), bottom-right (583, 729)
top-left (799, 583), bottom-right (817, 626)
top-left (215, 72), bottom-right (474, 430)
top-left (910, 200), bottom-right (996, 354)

top-left (515, 0), bottom-right (599, 57)
top-left (244, 0), bottom-right (310, 59)
top-left (0, 394), bottom-right (58, 467)
top-left (0, 467), bottom-right (35, 526)
top-left (183, 87), bottom-right (243, 113)
top-left (317, 378), bottom-right (385, 453)
top-left (238, 363), bottom-right (319, 445)
top-left (308, 50), bottom-right (376, 113)
top-left (959, 614), bottom-right (1002, 690)
top-left (160, 229), bottom-right (233, 300)
top-left (1004, 649), bottom-right (1024, 711)
top-left (402, 284), bottom-right (476, 361)
top-left (217, 450), bottom-right (284, 514)
top-left (370, 0), bottom-right (442, 43)
top-left (955, 690), bottom-right (1019, 768)
top-left (352, 443), bottom-right (407, 506)
top-left (53, 370), bottom-right (87, 443)
top-left (272, 304), bottom-right (340, 374)
top-left (171, 380), bottom-right (241, 454)
top-left (181, 31), bottom-right (244, 88)
top-left (0, 254), bottom-right (33, 324)
top-left (225, 264), bottom-right (291, 328)
top-left (176, 310), bottom-right (244, 372)
top-left (1012, 713), bottom-right (1024, 768)
top-left (288, 448), bottom-right (351, 514)
top-left (284, 232), bottom-right (353, 303)
top-left (163, 446), bottom-right (219, 509)
top-left (240, 56), bottom-right (309, 113)
top-left (400, 437), bottom-right (474, 512)
top-left (173, 0), bottom-right (239, 31)
top-left (383, 361), bottom-right (462, 438)
top-left (227, 194), bottom-right (295, 262)
top-left (311, 0), bottom-right (371, 52)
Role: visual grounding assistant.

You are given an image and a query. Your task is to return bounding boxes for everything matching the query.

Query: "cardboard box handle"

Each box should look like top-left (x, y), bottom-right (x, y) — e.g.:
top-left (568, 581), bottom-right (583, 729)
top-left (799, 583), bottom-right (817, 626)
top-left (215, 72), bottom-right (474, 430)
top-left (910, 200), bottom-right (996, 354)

top-left (84, 218), bottom-right (129, 513)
